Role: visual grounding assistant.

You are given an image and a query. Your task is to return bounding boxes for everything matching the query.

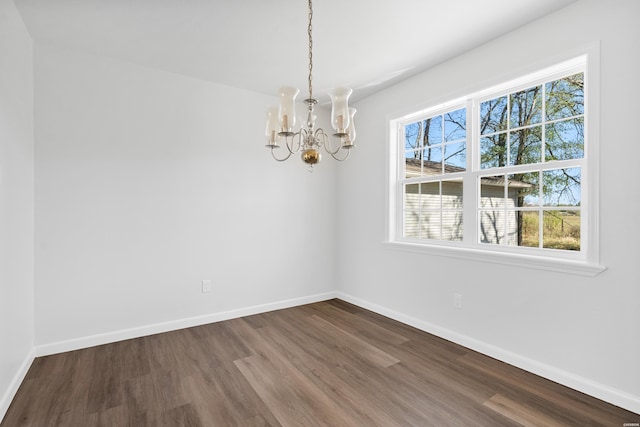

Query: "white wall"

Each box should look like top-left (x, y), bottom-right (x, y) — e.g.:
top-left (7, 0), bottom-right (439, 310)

top-left (34, 45), bottom-right (338, 350)
top-left (340, 0), bottom-right (640, 413)
top-left (0, 0), bottom-right (35, 418)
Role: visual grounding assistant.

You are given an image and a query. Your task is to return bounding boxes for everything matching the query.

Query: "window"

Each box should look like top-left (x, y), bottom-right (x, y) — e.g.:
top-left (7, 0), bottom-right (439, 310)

top-left (388, 54), bottom-right (603, 275)
top-left (403, 108), bottom-right (466, 241)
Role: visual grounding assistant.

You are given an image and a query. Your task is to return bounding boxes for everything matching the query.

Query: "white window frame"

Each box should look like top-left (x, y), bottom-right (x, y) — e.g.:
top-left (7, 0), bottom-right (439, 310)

top-left (385, 48), bottom-right (605, 276)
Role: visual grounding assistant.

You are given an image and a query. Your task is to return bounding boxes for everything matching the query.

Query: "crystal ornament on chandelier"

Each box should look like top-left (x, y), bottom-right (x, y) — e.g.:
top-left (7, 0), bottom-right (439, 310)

top-left (265, 0), bottom-right (356, 171)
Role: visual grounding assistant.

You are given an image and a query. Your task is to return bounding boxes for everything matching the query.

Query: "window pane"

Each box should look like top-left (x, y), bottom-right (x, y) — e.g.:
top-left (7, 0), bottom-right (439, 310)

top-left (426, 116), bottom-right (442, 145)
top-left (404, 121), bottom-right (423, 150)
top-left (545, 117), bottom-right (584, 161)
top-left (404, 185), bottom-right (424, 239)
top-left (480, 96), bottom-right (508, 135)
top-left (513, 211), bottom-right (540, 248)
top-left (405, 151), bottom-right (421, 178)
top-left (403, 183), bottom-right (420, 211)
top-left (543, 168), bottom-right (581, 207)
top-left (480, 175), bottom-right (504, 208)
top-left (442, 211), bottom-right (463, 241)
top-left (442, 179), bottom-right (463, 208)
top-left (444, 141), bottom-right (466, 172)
top-left (420, 182), bottom-right (440, 210)
top-left (508, 172), bottom-right (539, 207)
top-left (509, 126), bottom-right (542, 166)
top-left (479, 210), bottom-right (505, 244)
top-left (506, 210), bottom-right (539, 247)
top-left (510, 86), bottom-right (542, 129)
top-left (403, 210), bottom-right (420, 238)
top-left (420, 211), bottom-right (441, 240)
top-left (504, 210), bottom-right (520, 246)
top-left (546, 73), bottom-right (584, 121)
top-left (543, 210), bottom-right (580, 251)
top-left (480, 134), bottom-right (508, 169)
top-left (422, 146), bottom-right (443, 176)
top-left (445, 108), bottom-right (466, 142)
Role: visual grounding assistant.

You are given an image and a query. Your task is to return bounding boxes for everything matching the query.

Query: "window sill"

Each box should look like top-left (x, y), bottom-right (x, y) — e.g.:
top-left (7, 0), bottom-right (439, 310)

top-left (382, 241), bottom-right (606, 277)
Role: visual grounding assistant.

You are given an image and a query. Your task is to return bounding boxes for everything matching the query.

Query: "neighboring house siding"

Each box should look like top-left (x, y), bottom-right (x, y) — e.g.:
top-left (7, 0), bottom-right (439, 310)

top-left (403, 182), bottom-right (463, 241)
top-left (480, 185), bottom-right (519, 245)
top-left (404, 181), bottom-right (520, 244)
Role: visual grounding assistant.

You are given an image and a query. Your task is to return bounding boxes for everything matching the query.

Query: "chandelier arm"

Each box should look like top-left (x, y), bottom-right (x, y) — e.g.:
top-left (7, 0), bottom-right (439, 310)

top-left (271, 132), bottom-right (304, 162)
top-left (329, 148), bottom-right (351, 162)
top-left (285, 132), bottom-right (304, 154)
top-left (270, 146), bottom-right (293, 162)
top-left (314, 129), bottom-right (330, 152)
top-left (322, 131), bottom-right (345, 156)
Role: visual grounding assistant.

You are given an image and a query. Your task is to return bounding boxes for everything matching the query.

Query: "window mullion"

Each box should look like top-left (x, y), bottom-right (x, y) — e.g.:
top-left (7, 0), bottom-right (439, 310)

top-left (395, 125), bottom-right (404, 241)
top-left (464, 99), bottom-right (478, 246)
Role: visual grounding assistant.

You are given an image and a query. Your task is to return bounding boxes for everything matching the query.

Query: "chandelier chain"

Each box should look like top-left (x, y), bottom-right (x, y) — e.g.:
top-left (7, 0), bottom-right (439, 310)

top-left (307, 0), bottom-right (313, 101)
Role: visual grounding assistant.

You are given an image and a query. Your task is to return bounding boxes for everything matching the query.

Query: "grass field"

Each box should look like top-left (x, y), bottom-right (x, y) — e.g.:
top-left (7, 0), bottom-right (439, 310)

top-left (521, 210), bottom-right (580, 251)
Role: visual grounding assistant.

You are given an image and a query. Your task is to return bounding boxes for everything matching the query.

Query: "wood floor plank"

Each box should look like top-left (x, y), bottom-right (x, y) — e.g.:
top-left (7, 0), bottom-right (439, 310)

top-left (235, 354), bottom-right (335, 427)
top-left (85, 344), bottom-right (123, 414)
top-left (159, 403), bottom-right (203, 427)
top-left (86, 405), bottom-right (128, 427)
top-left (484, 393), bottom-right (568, 427)
top-left (190, 321), bottom-right (253, 364)
top-left (268, 333), bottom-right (432, 424)
top-left (2, 299), bottom-right (638, 426)
top-left (457, 351), bottom-right (635, 425)
top-left (203, 360), bottom-right (282, 426)
top-left (150, 370), bottom-right (190, 412)
top-left (230, 317), bottom-right (369, 425)
top-left (121, 374), bottom-right (162, 427)
top-left (265, 309), bottom-right (497, 426)
top-left (181, 359), bottom-right (282, 427)
top-left (307, 314), bottom-right (400, 368)
top-left (306, 301), bottom-right (411, 346)
top-left (256, 324), bottom-right (408, 426)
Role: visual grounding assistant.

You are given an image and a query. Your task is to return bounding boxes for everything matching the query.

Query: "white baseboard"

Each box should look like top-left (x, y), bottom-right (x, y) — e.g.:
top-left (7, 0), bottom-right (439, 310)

top-left (0, 348), bottom-right (35, 424)
top-left (36, 291), bottom-right (338, 357)
top-left (336, 291), bottom-right (640, 416)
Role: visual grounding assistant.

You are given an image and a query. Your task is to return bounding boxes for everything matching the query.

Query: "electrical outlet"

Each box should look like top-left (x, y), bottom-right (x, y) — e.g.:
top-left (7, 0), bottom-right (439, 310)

top-left (202, 280), bottom-right (212, 293)
top-left (454, 293), bottom-right (463, 309)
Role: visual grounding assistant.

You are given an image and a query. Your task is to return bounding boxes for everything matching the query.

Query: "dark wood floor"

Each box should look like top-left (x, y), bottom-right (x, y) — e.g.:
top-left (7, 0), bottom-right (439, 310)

top-left (2, 299), bottom-right (638, 426)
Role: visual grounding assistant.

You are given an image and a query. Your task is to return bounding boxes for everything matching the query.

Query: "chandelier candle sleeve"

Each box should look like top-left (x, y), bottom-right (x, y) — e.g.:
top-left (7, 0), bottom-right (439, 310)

top-left (329, 87), bottom-right (352, 136)
top-left (345, 108), bottom-right (356, 147)
top-left (278, 87), bottom-right (299, 135)
top-left (265, 107), bottom-right (279, 146)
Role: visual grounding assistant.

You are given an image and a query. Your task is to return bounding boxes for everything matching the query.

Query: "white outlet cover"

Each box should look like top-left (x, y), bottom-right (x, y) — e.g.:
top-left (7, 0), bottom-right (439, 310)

top-left (454, 293), bottom-right (463, 309)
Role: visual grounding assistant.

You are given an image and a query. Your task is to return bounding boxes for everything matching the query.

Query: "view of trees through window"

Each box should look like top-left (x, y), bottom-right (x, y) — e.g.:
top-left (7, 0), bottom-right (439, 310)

top-left (479, 73), bottom-right (584, 251)
top-left (401, 71), bottom-right (585, 252)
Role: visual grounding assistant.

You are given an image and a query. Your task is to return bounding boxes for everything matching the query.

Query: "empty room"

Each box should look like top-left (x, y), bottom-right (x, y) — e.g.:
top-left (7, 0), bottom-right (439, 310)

top-left (1, 0), bottom-right (639, 425)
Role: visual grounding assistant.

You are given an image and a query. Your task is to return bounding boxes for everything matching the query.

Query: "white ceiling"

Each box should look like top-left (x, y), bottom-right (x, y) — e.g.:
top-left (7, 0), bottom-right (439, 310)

top-left (15, 0), bottom-right (577, 102)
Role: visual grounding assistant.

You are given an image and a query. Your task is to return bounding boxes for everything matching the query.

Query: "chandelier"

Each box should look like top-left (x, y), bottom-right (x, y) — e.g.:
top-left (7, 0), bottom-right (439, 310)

top-left (265, 0), bottom-right (356, 170)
